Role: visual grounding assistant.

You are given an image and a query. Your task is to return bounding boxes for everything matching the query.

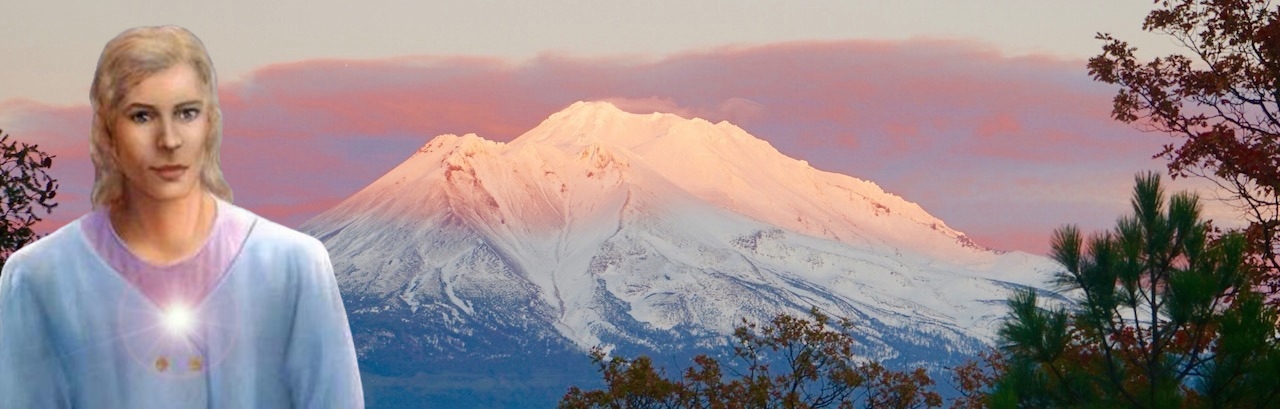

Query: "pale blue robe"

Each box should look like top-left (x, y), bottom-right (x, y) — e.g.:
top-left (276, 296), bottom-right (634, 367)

top-left (0, 199), bottom-right (364, 408)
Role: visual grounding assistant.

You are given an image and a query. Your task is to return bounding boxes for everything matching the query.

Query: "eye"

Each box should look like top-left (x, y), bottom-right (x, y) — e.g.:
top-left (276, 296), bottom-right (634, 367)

top-left (129, 111), bottom-right (153, 124)
top-left (178, 107), bottom-right (201, 122)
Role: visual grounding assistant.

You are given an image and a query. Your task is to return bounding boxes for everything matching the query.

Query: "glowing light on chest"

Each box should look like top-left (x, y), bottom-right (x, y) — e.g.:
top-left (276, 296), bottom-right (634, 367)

top-left (162, 304), bottom-right (193, 335)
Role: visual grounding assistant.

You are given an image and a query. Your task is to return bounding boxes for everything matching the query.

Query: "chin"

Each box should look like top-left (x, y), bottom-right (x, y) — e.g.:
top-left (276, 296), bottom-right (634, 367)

top-left (141, 183), bottom-right (203, 203)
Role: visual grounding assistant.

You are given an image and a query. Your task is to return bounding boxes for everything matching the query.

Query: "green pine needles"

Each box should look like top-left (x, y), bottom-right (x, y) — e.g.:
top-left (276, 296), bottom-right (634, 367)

top-left (993, 172), bottom-right (1280, 408)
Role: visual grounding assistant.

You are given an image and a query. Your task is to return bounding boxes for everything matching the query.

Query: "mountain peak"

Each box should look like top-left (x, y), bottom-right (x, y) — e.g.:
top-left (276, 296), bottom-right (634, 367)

top-left (511, 101), bottom-right (692, 150)
top-left (554, 100), bottom-right (630, 118)
top-left (534, 100), bottom-right (746, 146)
top-left (300, 104), bottom-right (1063, 390)
top-left (336, 102), bottom-right (995, 264)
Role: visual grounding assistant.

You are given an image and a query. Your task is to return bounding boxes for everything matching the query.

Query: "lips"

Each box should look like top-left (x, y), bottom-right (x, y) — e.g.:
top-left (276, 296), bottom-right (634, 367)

top-left (151, 165), bottom-right (188, 181)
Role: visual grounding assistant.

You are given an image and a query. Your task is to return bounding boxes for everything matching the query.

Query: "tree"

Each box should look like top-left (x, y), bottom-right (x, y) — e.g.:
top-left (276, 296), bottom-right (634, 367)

top-left (560, 307), bottom-right (943, 409)
top-left (991, 172), bottom-right (1280, 408)
top-left (1088, 0), bottom-right (1280, 304)
top-left (945, 350), bottom-right (1006, 409)
top-left (0, 129), bottom-right (58, 269)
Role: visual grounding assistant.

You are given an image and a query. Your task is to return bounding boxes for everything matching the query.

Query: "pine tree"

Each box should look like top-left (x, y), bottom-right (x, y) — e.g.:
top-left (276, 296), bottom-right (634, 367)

top-left (991, 172), bottom-right (1280, 408)
top-left (1089, 0), bottom-right (1280, 305)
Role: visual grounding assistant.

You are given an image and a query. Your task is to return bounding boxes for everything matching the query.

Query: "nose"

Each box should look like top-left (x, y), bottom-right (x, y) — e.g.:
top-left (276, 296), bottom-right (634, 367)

top-left (158, 118), bottom-right (183, 151)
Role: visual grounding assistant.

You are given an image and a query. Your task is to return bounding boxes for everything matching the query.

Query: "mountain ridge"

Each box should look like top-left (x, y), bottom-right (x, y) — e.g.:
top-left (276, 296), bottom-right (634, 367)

top-left (301, 100), bottom-right (1062, 407)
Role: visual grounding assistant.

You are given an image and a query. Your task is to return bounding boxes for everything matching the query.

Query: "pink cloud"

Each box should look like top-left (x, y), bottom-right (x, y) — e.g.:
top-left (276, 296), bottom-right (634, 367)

top-left (5, 39), bottom-right (1179, 255)
top-left (1, 100), bottom-right (91, 160)
top-left (977, 115), bottom-right (1023, 138)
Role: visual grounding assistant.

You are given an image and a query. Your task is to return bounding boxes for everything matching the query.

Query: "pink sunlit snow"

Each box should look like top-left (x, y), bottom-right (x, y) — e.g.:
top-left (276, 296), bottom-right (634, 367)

top-left (303, 101), bottom-right (1062, 360)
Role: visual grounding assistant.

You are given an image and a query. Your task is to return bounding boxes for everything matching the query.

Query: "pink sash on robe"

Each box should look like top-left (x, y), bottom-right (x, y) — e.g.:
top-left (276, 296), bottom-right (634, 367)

top-left (80, 198), bottom-right (255, 310)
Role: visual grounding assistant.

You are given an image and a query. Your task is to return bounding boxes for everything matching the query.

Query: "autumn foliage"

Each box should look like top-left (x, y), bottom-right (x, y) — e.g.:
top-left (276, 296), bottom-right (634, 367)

top-left (560, 308), bottom-right (944, 409)
top-left (0, 129), bottom-right (58, 269)
top-left (1088, 0), bottom-right (1280, 304)
top-left (944, 351), bottom-right (1006, 409)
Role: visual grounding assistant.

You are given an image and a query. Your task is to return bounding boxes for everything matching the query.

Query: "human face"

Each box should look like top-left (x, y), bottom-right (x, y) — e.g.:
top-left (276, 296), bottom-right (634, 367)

top-left (111, 63), bottom-right (209, 204)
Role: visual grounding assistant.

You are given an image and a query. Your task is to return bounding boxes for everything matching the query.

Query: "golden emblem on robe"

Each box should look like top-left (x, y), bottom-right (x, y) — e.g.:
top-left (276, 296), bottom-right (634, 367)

top-left (189, 356), bottom-right (203, 372)
top-left (155, 356), bottom-right (169, 372)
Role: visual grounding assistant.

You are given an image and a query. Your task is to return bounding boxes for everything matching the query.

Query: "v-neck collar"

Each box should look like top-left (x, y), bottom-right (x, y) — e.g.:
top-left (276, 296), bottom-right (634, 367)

top-left (79, 198), bottom-right (257, 312)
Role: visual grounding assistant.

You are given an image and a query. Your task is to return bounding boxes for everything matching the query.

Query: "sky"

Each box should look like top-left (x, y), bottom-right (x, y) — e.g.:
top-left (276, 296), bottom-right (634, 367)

top-left (0, 1), bottom-right (1241, 256)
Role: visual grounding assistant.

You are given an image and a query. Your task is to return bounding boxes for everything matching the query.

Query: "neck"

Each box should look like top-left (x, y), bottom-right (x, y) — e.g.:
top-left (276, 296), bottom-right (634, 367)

top-left (109, 189), bottom-right (216, 265)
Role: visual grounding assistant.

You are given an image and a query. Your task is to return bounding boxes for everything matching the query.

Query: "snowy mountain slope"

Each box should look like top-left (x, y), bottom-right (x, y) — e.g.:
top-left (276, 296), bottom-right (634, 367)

top-left (300, 101), bottom-right (1063, 404)
top-left (510, 102), bottom-right (994, 263)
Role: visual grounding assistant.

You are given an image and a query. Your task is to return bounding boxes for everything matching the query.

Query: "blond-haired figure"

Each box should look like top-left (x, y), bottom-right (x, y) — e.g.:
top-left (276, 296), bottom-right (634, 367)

top-left (0, 26), bottom-right (364, 408)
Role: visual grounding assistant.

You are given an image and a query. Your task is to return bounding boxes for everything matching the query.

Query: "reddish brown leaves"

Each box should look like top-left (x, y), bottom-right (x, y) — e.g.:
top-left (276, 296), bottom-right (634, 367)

top-left (1089, 0), bottom-right (1280, 308)
top-left (560, 309), bottom-right (944, 409)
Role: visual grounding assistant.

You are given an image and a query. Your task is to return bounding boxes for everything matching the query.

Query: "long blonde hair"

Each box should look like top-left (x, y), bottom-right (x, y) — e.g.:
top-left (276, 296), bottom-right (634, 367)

top-left (89, 25), bottom-right (233, 208)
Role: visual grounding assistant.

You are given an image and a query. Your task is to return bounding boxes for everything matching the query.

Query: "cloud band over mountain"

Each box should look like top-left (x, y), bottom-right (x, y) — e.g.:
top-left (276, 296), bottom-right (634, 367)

top-left (6, 39), bottom-right (1188, 254)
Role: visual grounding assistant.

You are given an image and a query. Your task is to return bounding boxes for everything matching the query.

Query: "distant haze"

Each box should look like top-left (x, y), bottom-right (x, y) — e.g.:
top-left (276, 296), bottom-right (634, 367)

top-left (3, 1), bottom-right (1177, 105)
top-left (2, 1), bottom-right (1233, 256)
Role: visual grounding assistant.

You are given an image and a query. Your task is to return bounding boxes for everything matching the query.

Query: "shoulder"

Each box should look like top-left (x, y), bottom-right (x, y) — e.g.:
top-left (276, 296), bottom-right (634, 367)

top-left (1, 217), bottom-right (90, 295)
top-left (231, 203), bottom-right (331, 270)
top-left (249, 218), bottom-right (329, 260)
top-left (3, 218), bottom-right (90, 274)
top-left (230, 207), bottom-right (340, 304)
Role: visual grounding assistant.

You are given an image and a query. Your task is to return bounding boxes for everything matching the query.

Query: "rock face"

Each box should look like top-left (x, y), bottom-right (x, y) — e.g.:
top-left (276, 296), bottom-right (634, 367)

top-left (299, 101), bottom-right (1062, 407)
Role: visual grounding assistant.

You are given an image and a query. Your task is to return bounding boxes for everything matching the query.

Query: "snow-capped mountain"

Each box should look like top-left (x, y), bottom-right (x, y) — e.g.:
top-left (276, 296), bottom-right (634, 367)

top-left (300, 101), bottom-right (1062, 407)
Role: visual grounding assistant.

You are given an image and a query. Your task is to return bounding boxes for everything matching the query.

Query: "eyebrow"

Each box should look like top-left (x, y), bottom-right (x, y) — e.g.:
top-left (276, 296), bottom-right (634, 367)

top-left (124, 100), bottom-right (204, 111)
